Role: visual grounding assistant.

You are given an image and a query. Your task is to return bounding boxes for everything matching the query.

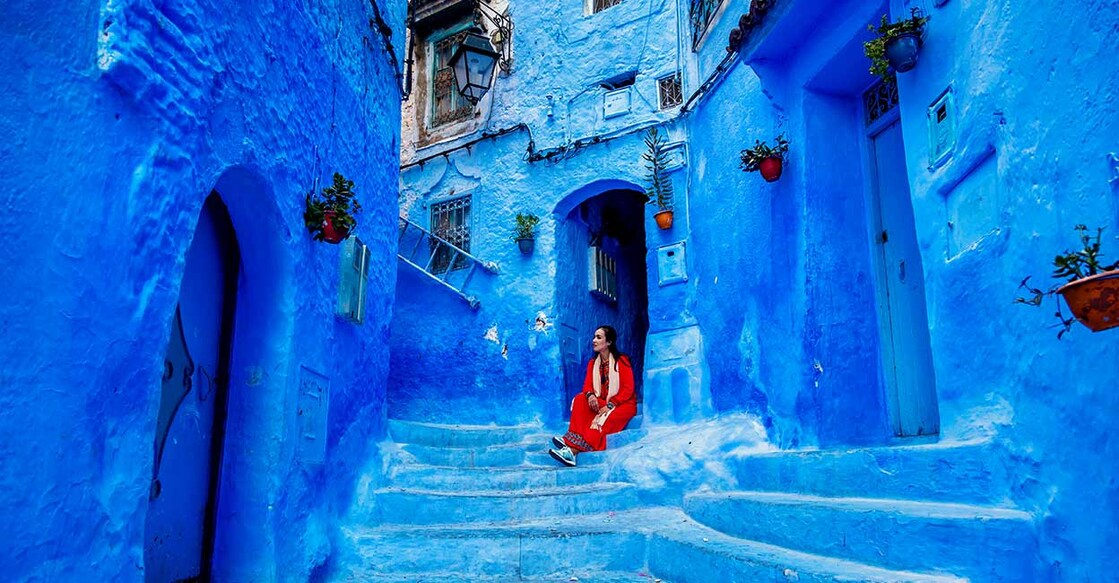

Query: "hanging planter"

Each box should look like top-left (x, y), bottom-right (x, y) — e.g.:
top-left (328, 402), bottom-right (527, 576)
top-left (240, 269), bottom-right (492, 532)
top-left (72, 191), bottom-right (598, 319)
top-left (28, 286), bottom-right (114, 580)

top-left (864, 9), bottom-right (929, 79)
top-left (642, 127), bottom-right (675, 230)
top-left (1017, 225), bottom-right (1119, 338)
top-left (512, 212), bottom-right (540, 255)
top-left (740, 135), bottom-right (789, 182)
top-left (304, 172), bottom-right (362, 244)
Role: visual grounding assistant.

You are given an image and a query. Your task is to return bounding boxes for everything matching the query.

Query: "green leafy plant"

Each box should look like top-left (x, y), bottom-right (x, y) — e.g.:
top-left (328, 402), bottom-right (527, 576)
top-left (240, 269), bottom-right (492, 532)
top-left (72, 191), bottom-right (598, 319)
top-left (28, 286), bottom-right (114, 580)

top-left (739, 134), bottom-right (789, 172)
top-left (863, 8), bottom-right (929, 79)
top-left (513, 213), bottom-right (540, 241)
top-left (1016, 224), bottom-right (1119, 338)
top-left (304, 172), bottom-right (362, 242)
top-left (642, 127), bottom-right (674, 212)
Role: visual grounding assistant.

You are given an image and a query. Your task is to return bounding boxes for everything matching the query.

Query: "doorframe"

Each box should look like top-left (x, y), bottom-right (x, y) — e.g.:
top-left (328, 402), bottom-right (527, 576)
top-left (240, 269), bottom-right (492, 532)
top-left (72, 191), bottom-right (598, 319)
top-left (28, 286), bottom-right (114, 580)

top-left (197, 193), bottom-right (241, 579)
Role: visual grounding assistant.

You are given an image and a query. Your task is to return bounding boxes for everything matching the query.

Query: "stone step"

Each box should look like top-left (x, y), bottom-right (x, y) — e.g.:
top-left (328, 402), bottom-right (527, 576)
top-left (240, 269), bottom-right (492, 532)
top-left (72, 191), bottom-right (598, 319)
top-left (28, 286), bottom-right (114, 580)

top-left (398, 428), bottom-right (648, 469)
top-left (388, 419), bottom-right (543, 449)
top-left (684, 491), bottom-right (1036, 582)
top-left (729, 438), bottom-right (1012, 505)
top-left (370, 482), bottom-right (641, 525)
top-left (389, 464), bottom-right (611, 491)
top-left (331, 575), bottom-right (667, 583)
top-left (333, 508), bottom-right (965, 583)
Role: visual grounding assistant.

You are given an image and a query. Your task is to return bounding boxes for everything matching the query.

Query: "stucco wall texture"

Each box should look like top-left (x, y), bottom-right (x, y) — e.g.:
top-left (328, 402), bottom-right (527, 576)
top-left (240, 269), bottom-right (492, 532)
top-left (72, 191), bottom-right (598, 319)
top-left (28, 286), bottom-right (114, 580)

top-left (396, 0), bottom-right (1119, 579)
top-left (0, 0), bottom-right (404, 580)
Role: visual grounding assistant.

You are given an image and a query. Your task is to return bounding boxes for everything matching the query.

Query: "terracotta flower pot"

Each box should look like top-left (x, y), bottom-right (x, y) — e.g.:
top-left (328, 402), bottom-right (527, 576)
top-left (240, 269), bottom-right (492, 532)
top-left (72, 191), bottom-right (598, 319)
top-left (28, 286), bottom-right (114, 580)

top-left (322, 210), bottom-right (349, 244)
top-left (654, 210), bottom-right (674, 230)
top-left (1058, 270), bottom-right (1119, 332)
top-left (759, 157), bottom-right (783, 182)
top-left (516, 237), bottom-right (535, 255)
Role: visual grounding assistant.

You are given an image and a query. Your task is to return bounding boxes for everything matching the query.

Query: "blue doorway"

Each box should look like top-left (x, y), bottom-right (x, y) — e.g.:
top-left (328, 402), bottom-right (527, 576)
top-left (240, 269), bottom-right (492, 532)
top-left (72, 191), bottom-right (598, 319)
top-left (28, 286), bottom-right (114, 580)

top-left (145, 195), bottom-right (240, 581)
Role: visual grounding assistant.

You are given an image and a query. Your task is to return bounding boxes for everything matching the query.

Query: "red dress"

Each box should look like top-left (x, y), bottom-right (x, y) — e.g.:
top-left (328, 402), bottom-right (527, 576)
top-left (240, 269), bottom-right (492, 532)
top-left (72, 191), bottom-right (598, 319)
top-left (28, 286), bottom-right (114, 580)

top-left (562, 355), bottom-right (637, 453)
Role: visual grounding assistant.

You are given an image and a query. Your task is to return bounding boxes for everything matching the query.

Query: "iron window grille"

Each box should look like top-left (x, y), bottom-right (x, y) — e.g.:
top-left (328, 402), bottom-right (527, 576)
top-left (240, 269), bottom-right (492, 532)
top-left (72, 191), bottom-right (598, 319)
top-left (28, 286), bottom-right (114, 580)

top-left (588, 245), bottom-right (618, 303)
top-left (657, 73), bottom-right (683, 110)
top-left (689, 0), bottom-right (725, 48)
top-left (430, 195), bottom-right (472, 273)
top-left (863, 75), bottom-right (899, 126)
top-left (431, 30), bottom-right (474, 127)
top-left (592, 0), bottom-right (624, 14)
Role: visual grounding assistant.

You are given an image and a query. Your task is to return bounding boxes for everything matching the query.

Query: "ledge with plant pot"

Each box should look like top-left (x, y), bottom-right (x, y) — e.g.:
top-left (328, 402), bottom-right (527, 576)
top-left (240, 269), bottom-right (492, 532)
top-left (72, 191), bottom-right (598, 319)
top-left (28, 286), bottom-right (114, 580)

top-left (740, 134), bottom-right (788, 182)
top-left (642, 127), bottom-right (676, 230)
top-left (1017, 224), bottom-right (1119, 338)
top-left (864, 8), bottom-right (929, 79)
top-left (305, 172), bottom-right (362, 244)
top-left (513, 212), bottom-right (540, 255)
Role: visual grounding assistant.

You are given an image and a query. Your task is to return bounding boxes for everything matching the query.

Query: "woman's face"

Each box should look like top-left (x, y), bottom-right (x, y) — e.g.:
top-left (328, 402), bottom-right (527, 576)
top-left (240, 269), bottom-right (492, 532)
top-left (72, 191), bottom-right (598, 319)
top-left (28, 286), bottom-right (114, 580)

top-left (592, 328), bottom-right (610, 354)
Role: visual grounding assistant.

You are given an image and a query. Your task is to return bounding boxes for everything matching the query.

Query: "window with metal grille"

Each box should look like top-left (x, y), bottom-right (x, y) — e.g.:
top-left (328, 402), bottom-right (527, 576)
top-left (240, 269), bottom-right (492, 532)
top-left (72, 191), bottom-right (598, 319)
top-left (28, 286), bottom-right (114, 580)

top-left (689, 0), bottom-right (725, 47)
top-left (431, 29), bottom-right (474, 127)
top-left (588, 245), bottom-right (618, 303)
top-left (592, 0), bottom-right (624, 14)
top-left (657, 73), bottom-right (683, 110)
top-left (430, 195), bottom-right (471, 273)
top-left (863, 75), bottom-right (899, 126)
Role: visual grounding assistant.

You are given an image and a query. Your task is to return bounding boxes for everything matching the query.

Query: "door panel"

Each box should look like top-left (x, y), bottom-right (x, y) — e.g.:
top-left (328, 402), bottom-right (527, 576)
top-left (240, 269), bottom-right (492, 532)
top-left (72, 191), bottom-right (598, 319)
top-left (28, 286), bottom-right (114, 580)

top-left (871, 121), bottom-right (939, 437)
top-left (145, 200), bottom-right (232, 581)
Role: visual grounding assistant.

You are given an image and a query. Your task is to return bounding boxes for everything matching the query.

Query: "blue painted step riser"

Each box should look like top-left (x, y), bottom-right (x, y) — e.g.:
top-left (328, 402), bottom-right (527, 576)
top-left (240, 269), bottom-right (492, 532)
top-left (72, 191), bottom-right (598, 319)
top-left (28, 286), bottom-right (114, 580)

top-left (373, 488), bottom-right (640, 525)
top-left (345, 532), bottom-right (647, 577)
top-left (731, 442), bottom-right (1010, 505)
top-left (389, 421), bottom-right (541, 449)
top-left (390, 467), bottom-right (609, 490)
top-left (684, 495), bottom-right (1037, 582)
top-left (401, 443), bottom-right (528, 467)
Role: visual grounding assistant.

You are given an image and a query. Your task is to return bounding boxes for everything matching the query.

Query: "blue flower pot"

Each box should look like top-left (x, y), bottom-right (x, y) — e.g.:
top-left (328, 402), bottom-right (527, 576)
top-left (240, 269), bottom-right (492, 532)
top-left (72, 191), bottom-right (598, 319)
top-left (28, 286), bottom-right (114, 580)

top-left (885, 32), bottom-right (921, 73)
top-left (516, 238), bottom-right (535, 255)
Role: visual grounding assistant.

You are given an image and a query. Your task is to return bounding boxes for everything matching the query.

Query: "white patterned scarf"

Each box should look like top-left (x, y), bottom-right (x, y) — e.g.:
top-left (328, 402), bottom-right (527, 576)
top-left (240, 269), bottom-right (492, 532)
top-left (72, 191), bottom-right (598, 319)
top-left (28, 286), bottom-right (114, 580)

top-left (590, 353), bottom-right (620, 431)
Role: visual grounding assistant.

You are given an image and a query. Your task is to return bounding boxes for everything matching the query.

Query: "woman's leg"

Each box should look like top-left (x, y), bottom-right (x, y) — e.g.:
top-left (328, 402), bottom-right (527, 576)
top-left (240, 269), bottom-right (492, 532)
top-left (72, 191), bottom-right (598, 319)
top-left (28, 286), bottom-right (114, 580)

top-left (599, 402), bottom-right (637, 449)
top-left (563, 394), bottom-right (605, 452)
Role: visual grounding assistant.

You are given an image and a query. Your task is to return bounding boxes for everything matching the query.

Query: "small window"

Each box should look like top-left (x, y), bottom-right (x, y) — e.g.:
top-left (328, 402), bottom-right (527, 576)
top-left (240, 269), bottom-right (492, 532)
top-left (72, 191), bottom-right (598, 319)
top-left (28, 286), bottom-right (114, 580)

top-left (689, 0), bottom-right (726, 48)
top-left (588, 245), bottom-right (618, 302)
top-left (430, 29), bottom-right (474, 127)
top-left (591, 0), bottom-right (624, 14)
top-left (657, 73), bottom-right (683, 110)
top-left (430, 195), bottom-right (472, 273)
top-left (863, 75), bottom-right (899, 126)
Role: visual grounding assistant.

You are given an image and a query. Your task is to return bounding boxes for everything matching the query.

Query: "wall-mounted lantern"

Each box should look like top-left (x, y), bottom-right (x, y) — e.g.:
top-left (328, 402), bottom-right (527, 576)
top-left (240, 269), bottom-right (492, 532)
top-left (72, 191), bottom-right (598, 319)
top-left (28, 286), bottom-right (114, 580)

top-left (447, 0), bottom-right (513, 104)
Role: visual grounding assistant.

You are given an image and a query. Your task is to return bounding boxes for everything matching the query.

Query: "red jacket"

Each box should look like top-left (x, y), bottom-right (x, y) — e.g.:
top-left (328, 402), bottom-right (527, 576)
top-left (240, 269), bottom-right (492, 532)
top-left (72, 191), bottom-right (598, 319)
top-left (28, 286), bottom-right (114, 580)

top-left (582, 355), bottom-right (635, 409)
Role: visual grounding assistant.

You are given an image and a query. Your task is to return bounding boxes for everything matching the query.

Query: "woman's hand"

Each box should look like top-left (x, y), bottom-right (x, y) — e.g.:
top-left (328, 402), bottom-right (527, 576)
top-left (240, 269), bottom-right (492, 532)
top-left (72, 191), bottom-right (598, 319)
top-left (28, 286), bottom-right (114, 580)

top-left (586, 392), bottom-right (601, 413)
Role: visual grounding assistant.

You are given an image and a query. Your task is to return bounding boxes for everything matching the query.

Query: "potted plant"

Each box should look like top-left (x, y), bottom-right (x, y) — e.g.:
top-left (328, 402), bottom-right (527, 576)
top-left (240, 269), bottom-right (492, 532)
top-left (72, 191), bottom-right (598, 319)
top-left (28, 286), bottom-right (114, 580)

top-left (740, 134), bottom-right (789, 182)
top-left (864, 8), bottom-right (929, 79)
top-left (304, 172), bottom-right (362, 244)
top-left (1016, 224), bottom-right (1119, 338)
top-left (513, 213), bottom-right (540, 255)
top-left (643, 127), bottom-right (675, 230)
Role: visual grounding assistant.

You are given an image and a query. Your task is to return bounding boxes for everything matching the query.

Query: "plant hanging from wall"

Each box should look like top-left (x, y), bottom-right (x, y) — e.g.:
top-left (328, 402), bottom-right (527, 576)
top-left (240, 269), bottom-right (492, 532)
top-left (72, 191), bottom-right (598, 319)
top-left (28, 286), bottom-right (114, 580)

top-left (643, 127), bottom-right (675, 230)
top-left (1016, 224), bottom-right (1119, 338)
top-left (864, 8), bottom-right (929, 79)
top-left (304, 172), bottom-right (362, 244)
top-left (739, 134), bottom-right (789, 182)
top-left (513, 213), bottom-right (540, 255)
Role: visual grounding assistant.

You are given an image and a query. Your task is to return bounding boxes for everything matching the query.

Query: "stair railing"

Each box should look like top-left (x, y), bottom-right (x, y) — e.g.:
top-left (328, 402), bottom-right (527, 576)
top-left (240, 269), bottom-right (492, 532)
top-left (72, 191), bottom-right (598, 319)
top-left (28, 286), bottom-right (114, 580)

top-left (397, 215), bottom-right (498, 308)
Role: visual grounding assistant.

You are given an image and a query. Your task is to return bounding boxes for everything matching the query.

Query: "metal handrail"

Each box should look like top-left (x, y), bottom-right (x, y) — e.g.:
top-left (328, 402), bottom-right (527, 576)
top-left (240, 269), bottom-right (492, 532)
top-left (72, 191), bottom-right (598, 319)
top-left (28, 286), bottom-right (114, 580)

top-left (397, 216), bottom-right (497, 308)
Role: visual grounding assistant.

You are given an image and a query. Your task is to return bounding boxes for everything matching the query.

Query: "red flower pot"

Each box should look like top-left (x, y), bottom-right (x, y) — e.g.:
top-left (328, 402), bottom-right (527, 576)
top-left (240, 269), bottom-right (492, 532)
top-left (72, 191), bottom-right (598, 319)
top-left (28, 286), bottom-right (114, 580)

top-left (321, 210), bottom-right (349, 244)
top-left (654, 210), bottom-right (674, 230)
top-left (759, 157), bottom-right (783, 182)
top-left (1058, 269), bottom-right (1119, 332)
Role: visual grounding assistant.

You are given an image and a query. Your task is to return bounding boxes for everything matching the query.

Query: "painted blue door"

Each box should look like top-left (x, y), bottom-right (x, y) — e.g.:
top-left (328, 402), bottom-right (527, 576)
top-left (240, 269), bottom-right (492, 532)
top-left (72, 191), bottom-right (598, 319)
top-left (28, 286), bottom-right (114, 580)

top-left (870, 121), bottom-right (940, 436)
top-left (145, 197), bottom-right (237, 581)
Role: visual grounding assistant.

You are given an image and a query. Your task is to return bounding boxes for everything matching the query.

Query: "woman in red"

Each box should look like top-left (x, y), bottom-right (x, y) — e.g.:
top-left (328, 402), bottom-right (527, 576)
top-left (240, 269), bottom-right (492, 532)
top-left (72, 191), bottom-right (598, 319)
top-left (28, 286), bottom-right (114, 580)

top-left (549, 325), bottom-right (637, 467)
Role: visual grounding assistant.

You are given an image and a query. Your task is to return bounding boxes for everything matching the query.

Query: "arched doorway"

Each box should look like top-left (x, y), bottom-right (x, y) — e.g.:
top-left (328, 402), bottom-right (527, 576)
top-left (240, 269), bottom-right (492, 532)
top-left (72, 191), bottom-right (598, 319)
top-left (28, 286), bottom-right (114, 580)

top-left (145, 194), bottom-right (240, 581)
top-left (555, 188), bottom-right (649, 416)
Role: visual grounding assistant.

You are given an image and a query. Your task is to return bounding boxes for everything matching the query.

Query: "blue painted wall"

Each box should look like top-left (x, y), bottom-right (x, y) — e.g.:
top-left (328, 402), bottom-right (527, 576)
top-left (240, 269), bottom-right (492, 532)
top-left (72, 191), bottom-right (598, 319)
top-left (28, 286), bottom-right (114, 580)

top-left (396, 0), bottom-right (1119, 578)
top-left (0, 0), bottom-right (404, 580)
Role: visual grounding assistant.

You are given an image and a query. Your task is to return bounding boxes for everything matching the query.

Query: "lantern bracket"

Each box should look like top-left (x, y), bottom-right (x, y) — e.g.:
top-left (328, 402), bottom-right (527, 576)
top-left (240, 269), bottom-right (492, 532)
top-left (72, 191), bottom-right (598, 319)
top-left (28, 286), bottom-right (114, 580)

top-left (472, 0), bottom-right (513, 73)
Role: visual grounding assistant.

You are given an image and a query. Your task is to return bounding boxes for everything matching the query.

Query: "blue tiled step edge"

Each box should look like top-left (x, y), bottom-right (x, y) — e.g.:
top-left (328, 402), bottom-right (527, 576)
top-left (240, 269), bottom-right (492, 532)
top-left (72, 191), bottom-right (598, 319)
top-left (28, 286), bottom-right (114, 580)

top-left (684, 490), bottom-right (1037, 582)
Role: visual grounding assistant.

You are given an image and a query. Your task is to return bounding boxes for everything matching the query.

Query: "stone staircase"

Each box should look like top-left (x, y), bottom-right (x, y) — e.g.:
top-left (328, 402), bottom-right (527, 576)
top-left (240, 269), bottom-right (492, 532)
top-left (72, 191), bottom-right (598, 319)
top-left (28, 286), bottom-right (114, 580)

top-left (329, 420), bottom-right (1036, 582)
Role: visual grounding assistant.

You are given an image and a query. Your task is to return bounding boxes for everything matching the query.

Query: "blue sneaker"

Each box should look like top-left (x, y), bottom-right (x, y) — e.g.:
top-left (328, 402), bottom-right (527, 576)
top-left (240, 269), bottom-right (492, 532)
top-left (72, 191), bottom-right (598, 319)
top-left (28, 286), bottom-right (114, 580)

top-left (551, 435), bottom-right (566, 449)
top-left (549, 445), bottom-right (577, 467)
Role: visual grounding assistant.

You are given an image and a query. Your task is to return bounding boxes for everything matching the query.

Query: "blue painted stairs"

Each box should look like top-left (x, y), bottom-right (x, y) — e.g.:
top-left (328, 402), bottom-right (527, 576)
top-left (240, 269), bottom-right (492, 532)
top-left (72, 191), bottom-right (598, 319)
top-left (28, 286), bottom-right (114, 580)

top-left (332, 421), bottom-right (1034, 582)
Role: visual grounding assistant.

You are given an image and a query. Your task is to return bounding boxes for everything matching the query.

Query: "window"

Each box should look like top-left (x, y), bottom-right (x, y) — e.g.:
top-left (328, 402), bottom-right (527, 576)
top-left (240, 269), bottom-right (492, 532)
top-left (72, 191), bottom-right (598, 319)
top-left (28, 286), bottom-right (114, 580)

top-left (588, 245), bottom-right (618, 302)
top-left (689, 0), bottom-right (725, 47)
top-left (657, 73), bottom-right (683, 110)
top-left (430, 195), bottom-right (472, 272)
top-left (591, 0), bottom-right (624, 14)
top-left (431, 29), bottom-right (474, 127)
top-left (863, 75), bottom-right (899, 126)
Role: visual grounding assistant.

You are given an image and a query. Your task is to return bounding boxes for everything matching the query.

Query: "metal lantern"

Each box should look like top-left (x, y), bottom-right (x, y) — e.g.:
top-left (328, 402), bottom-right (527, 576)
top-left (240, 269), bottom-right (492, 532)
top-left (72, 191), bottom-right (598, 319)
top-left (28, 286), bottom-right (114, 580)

top-left (448, 29), bottom-right (500, 104)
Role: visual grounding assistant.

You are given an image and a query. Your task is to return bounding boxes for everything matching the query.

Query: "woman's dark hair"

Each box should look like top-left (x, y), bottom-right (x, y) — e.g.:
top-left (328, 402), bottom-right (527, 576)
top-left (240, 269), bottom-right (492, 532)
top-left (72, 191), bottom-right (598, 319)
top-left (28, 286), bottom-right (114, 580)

top-left (596, 325), bottom-right (625, 370)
